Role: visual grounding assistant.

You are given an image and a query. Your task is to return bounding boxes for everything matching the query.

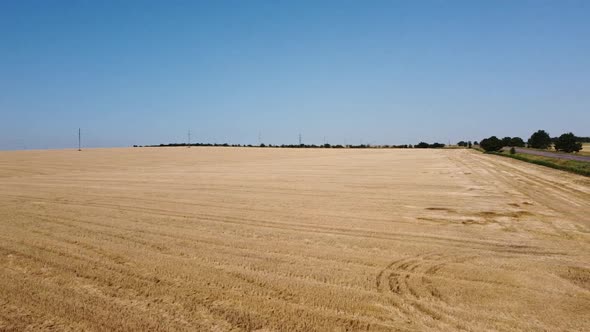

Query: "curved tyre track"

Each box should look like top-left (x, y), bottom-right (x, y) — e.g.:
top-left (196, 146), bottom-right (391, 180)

top-left (375, 253), bottom-right (474, 329)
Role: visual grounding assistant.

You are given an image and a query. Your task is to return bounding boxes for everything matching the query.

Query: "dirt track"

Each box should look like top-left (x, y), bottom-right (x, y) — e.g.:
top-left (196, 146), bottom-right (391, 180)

top-left (0, 148), bottom-right (588, 331)
top-left (512, 147), bottom-right (590, 162)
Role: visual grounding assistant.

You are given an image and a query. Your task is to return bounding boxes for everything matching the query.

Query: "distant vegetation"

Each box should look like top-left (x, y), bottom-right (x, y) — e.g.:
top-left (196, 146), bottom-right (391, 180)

top-left (554, 133), bottom-right (582, 153)
top-left (478, 136), bottom-right (526, 151)
top-left (563, 136), bottom-right (590, 143)
top-left (456, 141), bottom-right (473, 148)
top-left (528, 130), bottom-right (552, 149)
top-left (479, 136), bottom-right (503, 152)
top-left (415, 142), bottom-right (446, 148)
top-left (139, 142), bottom-right (452, 149)
top-left (508, 137), bottom-right (526, 147)
top-left (475, 129), bottom-right (589, 176)
top-left (478, 130), bottom-right (585, 153)
top-left (137, 131), bottom-right (587, 153)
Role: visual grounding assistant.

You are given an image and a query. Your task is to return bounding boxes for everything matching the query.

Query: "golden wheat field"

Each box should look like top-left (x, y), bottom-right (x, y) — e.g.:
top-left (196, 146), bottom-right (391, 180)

top-left (0, 147), bottom-right (589, 331)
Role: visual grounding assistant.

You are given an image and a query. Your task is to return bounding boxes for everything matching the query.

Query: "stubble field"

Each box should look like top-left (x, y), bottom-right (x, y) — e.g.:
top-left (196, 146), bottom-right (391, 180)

top-left (0, 147), bottom-right (589, 331)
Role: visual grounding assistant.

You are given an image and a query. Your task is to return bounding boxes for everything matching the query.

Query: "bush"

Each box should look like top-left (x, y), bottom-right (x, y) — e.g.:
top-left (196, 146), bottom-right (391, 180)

top-left (480, 136), bottom-right (503, 152)
top-left (510, 147), bottom-right (516, 154)
top-left (554, 132), bottom-right (582, 153)
top-left (528, 130), bottom-right (552, 149)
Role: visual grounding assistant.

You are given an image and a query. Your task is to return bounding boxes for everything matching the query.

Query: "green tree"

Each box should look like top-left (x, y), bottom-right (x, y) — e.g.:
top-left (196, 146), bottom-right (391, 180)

top-left (415, 142), bottom-right (429, 148)
top-left (509, 137), bottom-right (525, 147)
top-left (554, 132), bottom-right (582, 153)
top-left (528, 130), bottom-right (552, 149)
top-left (510, 147), bottom-right (516, 154)
top-left (501, 137), bottom-right (512, 147)
top-left (480, 136), bottom-right (503, 152)
top-left (467, 141), bottom-right (472, 148)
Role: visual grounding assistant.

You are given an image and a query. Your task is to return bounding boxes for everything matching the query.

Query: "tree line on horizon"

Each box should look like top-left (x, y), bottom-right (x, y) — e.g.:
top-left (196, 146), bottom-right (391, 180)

top-left (137, 142), bottom-right (449, 149)
top-left (479, 130), bottom-right (585, 153)
top-left (134, 131), bottom-right (587, 151)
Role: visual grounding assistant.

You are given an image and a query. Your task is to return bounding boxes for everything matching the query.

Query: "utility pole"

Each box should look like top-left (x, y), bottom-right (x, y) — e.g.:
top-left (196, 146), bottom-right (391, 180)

top-left (188, 129), bottom-right (191, 148)
top-left (258, 131), bottom-right (262, 146)
top-left (78, 128), bottom-right (81, 151)
top-left (298, 133), bottom-right (302, 146)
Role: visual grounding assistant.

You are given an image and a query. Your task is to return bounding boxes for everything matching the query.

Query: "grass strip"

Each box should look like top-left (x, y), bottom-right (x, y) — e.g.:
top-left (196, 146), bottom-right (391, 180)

top-left (487, 151), bottom-right (590, 177)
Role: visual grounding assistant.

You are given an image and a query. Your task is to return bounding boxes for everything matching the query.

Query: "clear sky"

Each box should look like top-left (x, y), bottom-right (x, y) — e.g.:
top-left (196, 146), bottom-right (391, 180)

top-left (1, 1), bottom-right (589, 149)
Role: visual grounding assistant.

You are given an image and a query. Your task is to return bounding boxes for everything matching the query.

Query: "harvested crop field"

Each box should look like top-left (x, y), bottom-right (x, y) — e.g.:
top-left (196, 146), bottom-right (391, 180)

top-left (0, 147), bottom-right (589, 331)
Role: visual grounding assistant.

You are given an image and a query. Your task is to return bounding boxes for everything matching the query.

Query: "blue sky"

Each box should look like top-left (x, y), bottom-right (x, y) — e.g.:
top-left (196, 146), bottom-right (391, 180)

top-left (1, 1), bottom-right (589, 149)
